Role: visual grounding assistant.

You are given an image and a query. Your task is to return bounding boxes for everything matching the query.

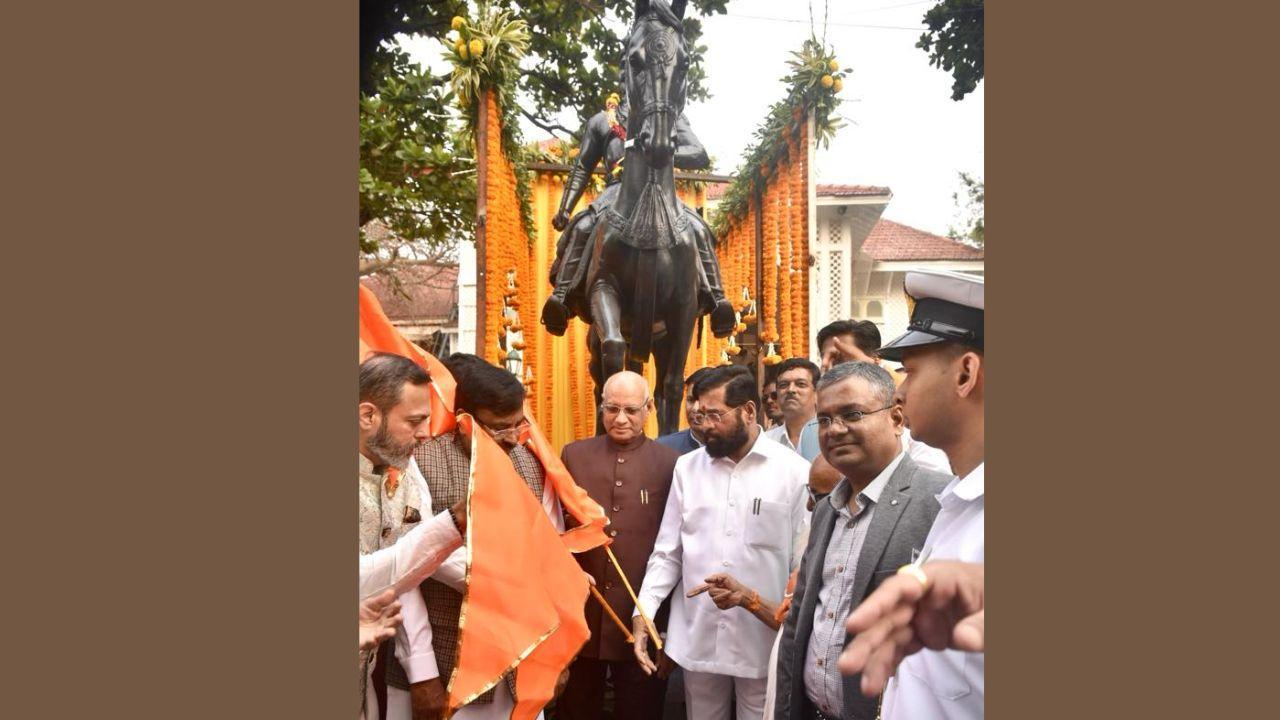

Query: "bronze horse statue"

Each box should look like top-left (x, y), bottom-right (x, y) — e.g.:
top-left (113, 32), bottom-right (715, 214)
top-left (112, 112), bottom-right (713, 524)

top-left (575, 0), bottom-right (731, 435)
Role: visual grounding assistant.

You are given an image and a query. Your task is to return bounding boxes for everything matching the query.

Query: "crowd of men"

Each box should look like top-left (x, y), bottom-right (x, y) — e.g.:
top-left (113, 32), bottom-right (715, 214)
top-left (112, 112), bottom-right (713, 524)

top-left (356, 269), bottom-right (985, 720)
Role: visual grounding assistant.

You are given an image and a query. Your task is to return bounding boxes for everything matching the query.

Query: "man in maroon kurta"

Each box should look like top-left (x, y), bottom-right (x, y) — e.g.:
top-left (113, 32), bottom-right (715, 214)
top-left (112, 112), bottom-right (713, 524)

top-left (558, 371), bottom-right (679, 720)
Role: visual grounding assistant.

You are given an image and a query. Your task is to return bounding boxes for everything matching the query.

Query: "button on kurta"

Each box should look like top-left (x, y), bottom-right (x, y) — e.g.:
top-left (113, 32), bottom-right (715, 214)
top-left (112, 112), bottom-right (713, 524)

top-left (615, 480), bottom-right (623, 486)
top-left (612, 505), bottom-right (620, 512)
top-left (617, 457), bottom-right (626, 463)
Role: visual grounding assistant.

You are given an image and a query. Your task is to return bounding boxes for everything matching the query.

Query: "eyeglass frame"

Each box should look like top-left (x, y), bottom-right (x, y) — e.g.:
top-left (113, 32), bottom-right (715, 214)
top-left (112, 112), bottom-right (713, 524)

top-left (688, 402), bottom-right (750, 426)
top-left (601, 397), bottom-right (652, 418)
top-left (814, 405), bottom-right (896, 431)
top-left (479, 418), bottom-right (531, 440)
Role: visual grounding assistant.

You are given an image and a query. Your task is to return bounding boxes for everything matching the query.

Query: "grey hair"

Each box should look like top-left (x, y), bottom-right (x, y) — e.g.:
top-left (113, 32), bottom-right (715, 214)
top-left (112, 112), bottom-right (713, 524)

top-left (816, 361), bottom-right (896, 406)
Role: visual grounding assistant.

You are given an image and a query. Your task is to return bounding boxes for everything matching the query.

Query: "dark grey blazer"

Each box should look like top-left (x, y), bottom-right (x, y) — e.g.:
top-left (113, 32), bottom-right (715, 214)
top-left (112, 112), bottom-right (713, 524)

top-left (774, 453), bottom-right (951, 720)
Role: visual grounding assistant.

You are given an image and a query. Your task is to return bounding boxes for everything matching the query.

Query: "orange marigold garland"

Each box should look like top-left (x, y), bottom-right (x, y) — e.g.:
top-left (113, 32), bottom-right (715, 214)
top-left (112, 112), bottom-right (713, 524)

top-left (787, 122), bottom-right (804, 358)
top-left (793, 119), bottom-right (803, 356)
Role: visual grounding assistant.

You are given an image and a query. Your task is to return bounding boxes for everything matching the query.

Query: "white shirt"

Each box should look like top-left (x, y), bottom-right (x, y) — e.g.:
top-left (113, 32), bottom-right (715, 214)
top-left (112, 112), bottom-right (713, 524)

top-left (884, 462), bottom-right (984, 720)
top-left (359, 508), bottom-right (462, 599)
top-left (635, 431), bottom-right (810, 678)
top-left (764, 422), bottom-right (806, 453)
top-left (903, 428), bottom-right (951, 475)
top-left (392, 458), bottom-right (446, 682)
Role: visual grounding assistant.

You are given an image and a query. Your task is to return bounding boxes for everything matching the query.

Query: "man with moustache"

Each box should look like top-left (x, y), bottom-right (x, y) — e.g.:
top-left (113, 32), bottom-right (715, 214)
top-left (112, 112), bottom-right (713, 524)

top-left (409, 353), bottom-right (563, 720)
top-left (632, 365), bottom-right (809, 720)
top-left (557, 371), bottom-right (679, 720)
top-left (799, 322), bottom-right (949, 474)
top-left (762, 379), bottom-right (784, 429)
top-left (765, 358), bottom-right (821, 454)
top-left (657, 366), bottom-right (716, 455)
top-left (772, 361), bottom-right (949, 720)
top-left (843, 270), bottom-right (985, 720)
top-left (358, 352), bottom-right (447, 720)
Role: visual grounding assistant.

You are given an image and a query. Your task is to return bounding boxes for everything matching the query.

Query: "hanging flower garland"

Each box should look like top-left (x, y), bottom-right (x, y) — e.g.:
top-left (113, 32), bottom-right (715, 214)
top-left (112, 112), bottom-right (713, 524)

top-left (709, 38), bottom-right (847, 238)
top-left (794, 118), bottom-right (810, 353)
top-left (786, 124), bottom-right (803, 357)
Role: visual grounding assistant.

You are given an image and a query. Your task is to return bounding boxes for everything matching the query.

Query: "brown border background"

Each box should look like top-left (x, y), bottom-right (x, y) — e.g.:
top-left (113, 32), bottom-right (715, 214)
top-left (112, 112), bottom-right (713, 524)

top-left (6, 1), bottom-right (1275, 717)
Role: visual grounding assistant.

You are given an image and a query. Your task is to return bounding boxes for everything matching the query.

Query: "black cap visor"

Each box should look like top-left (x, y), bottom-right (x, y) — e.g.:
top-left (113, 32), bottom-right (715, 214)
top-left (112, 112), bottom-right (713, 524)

top-left (877, 329), bottom-right (949, 362)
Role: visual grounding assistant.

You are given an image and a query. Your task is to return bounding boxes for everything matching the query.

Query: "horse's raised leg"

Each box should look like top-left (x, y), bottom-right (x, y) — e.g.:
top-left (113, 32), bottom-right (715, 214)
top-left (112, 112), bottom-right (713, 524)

top-left (589, 276), bottom-right (627, 388)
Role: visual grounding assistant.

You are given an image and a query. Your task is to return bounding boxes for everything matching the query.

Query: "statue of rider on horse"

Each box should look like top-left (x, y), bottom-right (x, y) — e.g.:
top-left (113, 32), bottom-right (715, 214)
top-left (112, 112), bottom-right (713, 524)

top-left (540, 0), bottom-right (738, 435)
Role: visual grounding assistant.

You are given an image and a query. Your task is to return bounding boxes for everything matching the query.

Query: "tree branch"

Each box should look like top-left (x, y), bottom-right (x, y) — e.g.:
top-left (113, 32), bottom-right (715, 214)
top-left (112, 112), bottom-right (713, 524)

top-left (519, 108), bottom-right (578, 140)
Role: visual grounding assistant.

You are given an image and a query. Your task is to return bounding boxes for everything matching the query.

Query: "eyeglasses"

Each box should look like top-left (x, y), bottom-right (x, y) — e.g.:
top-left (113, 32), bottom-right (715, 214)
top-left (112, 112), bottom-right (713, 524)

top-left (815, 406), bottom-right (894, 431)
top-left (601, 401), bottom-right (649, 418)
top-left (689, 404), bottom-right (744, 425)
top-left (806, 486), bottom-right (830, 506)
top-left (480, 419), bottom-right (531, 440)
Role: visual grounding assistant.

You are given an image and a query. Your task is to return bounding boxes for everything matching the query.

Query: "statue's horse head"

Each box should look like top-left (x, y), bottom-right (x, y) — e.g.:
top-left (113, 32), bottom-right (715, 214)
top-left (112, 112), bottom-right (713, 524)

top-left (624, 0), bottom-right (688, 169)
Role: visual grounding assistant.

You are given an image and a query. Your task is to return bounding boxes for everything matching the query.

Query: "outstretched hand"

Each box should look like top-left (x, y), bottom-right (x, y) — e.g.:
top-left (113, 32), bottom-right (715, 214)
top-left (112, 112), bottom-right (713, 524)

top-left (359, 588), bottom-right (402, 652)
top-left (837, 561), bottom-right (984, 696)
top-left (821, 335), bottom-right (877, 371)
top-left (688, 573), bottom-right (749, 610)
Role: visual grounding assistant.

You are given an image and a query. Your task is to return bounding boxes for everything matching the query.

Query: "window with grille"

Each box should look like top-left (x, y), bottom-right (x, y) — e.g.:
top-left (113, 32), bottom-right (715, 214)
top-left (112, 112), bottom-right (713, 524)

top-left (829, 250), bottom-right (844, 318)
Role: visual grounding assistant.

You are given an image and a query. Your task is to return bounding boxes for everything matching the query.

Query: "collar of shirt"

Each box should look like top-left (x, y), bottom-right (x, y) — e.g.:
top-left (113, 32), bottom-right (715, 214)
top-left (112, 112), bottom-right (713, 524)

top-left (939, 460), bottom-right (985, 503)
top-left (828, 450), bottom-right (905, 515)
top-left (764, 424), bottom-right (795, 450)
top-left (711, 427), bottom-right (783, 468)
top-left (358, 452), bottom-right (381, 479)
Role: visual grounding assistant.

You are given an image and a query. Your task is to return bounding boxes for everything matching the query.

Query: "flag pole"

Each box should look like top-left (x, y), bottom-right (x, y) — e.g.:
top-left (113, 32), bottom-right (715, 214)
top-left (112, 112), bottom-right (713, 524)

top-left (588, 583), bottom-right (635, 644)
top-left (605, 546), bottom-right (662, 650)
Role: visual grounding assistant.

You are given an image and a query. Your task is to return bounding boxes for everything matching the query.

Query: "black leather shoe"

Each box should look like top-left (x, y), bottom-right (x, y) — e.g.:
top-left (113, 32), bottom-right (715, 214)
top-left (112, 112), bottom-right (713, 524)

top-left (541, 296), bottom-right (571, 336)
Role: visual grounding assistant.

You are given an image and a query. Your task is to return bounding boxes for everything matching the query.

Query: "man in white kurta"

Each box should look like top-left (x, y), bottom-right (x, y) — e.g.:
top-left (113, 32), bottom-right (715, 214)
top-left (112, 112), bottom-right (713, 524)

top-left (632, 366), bottom-right (809, 720)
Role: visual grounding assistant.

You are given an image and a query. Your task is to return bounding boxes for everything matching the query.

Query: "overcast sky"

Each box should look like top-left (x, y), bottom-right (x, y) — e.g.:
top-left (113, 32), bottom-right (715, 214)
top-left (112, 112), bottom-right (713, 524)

top-left (400, 0), bottom-right (983, 236)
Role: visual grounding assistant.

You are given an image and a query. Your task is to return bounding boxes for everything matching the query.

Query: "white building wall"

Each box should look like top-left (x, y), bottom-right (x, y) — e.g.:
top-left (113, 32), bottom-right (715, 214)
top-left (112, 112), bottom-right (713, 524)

top-left (456, 241), bottom-right (477, 354)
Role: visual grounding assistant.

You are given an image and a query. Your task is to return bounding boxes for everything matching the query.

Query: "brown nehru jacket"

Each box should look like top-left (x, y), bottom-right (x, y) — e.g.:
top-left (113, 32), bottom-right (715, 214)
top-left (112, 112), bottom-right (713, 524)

top-left (561, 432), bottom-right (678, 659)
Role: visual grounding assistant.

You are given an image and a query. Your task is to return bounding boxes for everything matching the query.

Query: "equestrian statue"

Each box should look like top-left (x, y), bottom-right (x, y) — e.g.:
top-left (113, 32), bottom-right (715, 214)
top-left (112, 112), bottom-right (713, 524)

top-left (541, 0), bottom-right (737, 436)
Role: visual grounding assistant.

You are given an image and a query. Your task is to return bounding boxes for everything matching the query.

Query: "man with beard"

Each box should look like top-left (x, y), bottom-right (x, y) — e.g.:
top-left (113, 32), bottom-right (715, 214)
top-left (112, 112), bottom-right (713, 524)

top-left (409, 354), bottom-right (563, 720)
top-left (841, 270), bottom-right (984, 720)
top-left (656, 366), bottom-right (716, 455)
top-left (765, 358), bottom-right (820, 454)
top-left (358, 352), bottom-right (450, 720)
top-left (558, 371), bottom-right (679, 720)
top-left (773, 361), bottom-right (949, 720)
top-left (632, 365), bottom-right (809, 720)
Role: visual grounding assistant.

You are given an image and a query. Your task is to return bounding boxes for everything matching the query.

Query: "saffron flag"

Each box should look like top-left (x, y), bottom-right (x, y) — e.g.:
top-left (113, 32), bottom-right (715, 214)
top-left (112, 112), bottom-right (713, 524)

top-left (358, 284), bottom-right (457, 437)
top-left (522, 404), bottom-right (611, 554)
top-left (357, 284), bottom-right (609, 717)
top-left (449, 414), bottom-right (591, 718)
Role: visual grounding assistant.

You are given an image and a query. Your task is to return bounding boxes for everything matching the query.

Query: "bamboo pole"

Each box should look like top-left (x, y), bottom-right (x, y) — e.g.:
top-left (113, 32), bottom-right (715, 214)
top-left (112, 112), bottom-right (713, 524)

top-left (588, 583), bottom-right (636, 644)
top-left (605, 545), bottom-right (662, 650)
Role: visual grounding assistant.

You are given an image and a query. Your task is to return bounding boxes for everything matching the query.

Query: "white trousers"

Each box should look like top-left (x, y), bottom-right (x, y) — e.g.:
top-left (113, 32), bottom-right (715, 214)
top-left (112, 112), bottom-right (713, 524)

top-left (683, 669), bottom-right (768, 720)
top-left (375, 681), bottom-right (544, 720)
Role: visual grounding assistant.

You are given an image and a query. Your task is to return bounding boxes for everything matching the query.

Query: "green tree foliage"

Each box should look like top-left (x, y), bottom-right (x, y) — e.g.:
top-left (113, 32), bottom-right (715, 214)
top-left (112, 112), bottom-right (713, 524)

top-left (359, 47), bottom-right (475, 277)
top-left (917, 0), bottom-right (984, 101)
top-left (359, 0), bottom-right (731, 278)
top-left (361, 0), bottom-right (728, 136)
top-left (947, 171), bottom-right (984, 248)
